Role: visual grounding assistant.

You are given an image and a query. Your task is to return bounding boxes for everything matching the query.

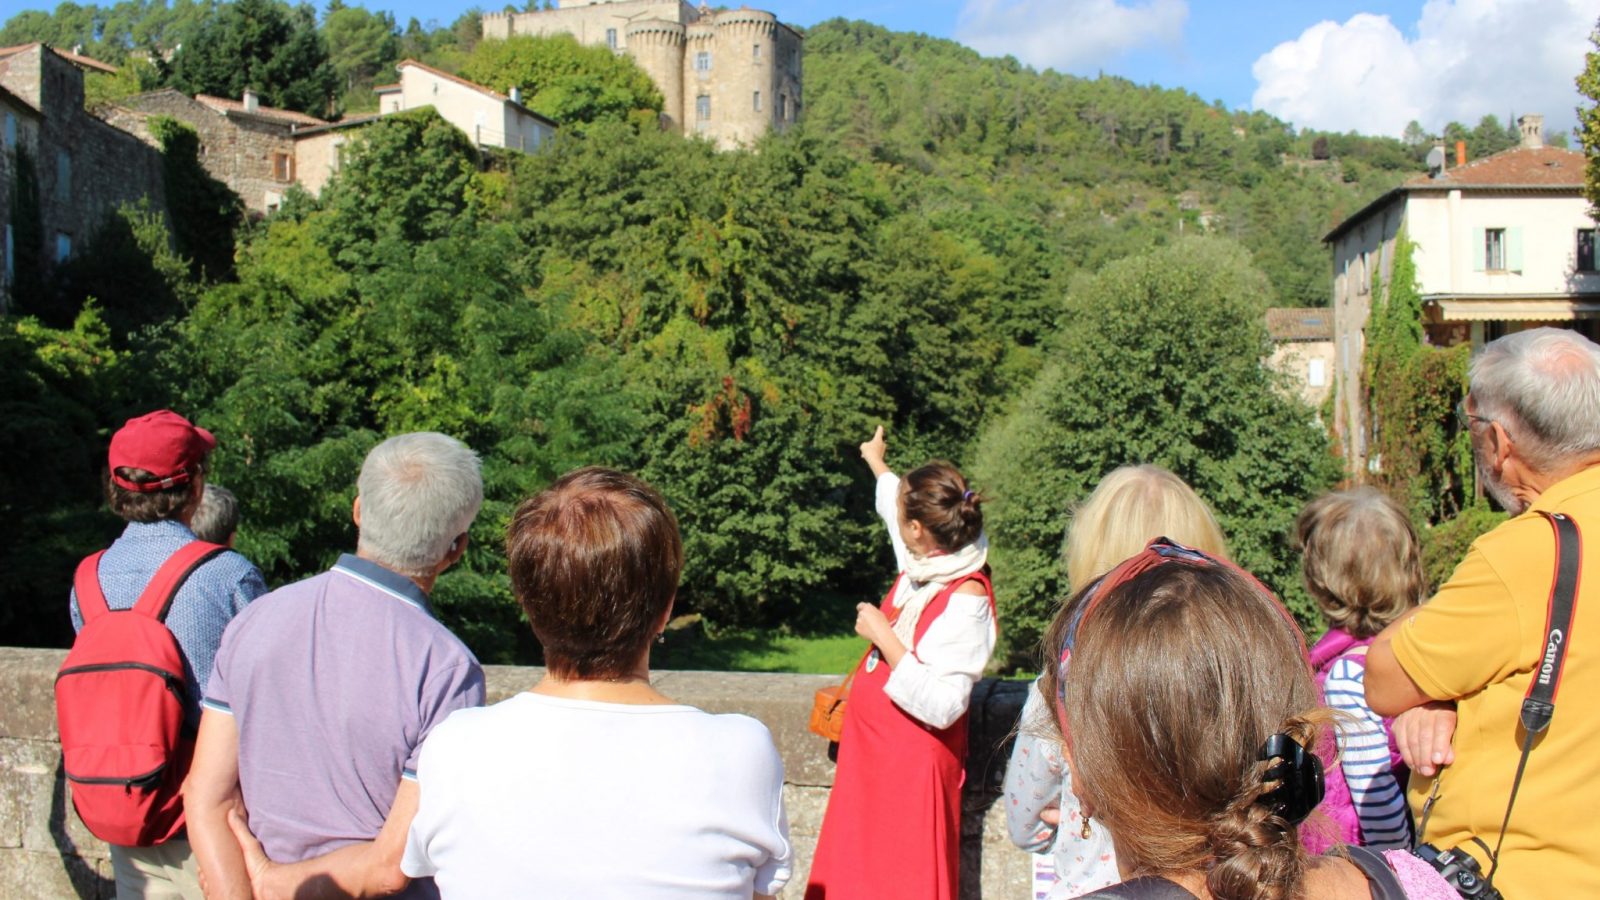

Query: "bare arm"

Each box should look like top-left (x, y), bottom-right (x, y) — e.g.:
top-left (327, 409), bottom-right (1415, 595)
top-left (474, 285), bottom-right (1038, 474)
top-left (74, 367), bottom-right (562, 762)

top-left (185, 710), bottom-right (251, 900)
top-left (1364, 607), bottom-right (1435, 717)
top-left (230, 779), bottom-right (416, 900)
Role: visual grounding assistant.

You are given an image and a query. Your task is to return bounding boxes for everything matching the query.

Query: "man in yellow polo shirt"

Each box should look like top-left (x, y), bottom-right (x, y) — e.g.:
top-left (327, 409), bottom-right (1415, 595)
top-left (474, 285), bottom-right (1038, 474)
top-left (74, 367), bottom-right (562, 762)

top-left (1367, 327), bottom-right (1600, 897)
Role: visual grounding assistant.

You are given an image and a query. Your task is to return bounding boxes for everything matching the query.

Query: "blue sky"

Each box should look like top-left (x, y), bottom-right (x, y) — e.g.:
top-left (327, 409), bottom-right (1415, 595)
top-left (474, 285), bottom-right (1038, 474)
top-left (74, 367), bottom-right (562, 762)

top-left (380, 0), bottom-right (1594, 136)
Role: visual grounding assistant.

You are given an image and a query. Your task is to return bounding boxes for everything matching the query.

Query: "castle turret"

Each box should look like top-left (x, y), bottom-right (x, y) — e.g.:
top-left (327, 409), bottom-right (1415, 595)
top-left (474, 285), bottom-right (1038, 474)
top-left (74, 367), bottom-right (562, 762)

top-left (682, 21), bottom-right (716, 136)
top-left (625, 19), bottom-right (686, 132)
top-left (711, 9), bottom-right (778, 148)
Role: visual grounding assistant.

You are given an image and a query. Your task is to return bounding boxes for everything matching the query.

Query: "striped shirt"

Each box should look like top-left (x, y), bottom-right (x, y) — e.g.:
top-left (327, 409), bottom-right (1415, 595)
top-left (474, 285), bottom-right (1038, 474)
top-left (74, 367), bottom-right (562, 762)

top-left (1324, 655), bottom-right (1413, 848)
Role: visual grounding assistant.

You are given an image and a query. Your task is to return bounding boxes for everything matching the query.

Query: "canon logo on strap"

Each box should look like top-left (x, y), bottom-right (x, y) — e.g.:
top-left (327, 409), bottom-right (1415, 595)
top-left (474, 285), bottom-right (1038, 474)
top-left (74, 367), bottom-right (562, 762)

top-left (1538, 630), bottom-right (1564, 686)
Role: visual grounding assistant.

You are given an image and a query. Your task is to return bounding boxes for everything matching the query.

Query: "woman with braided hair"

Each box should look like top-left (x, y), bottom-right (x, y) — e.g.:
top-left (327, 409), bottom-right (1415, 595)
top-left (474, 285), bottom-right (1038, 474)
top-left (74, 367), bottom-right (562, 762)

top-left (1044, 543), bottom-right (1455, 900)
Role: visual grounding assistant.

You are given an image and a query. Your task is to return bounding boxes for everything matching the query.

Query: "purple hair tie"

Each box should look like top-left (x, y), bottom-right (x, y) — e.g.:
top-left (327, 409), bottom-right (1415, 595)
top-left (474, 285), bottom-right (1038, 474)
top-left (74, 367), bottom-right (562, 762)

top-left (962, 490), bottom-right (975, 501)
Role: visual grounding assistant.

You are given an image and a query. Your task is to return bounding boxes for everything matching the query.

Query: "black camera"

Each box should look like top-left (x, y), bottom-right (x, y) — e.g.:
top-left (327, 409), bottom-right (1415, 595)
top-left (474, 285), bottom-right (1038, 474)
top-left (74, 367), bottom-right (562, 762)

top-left (1413, 844), bottom-right (1502, 900)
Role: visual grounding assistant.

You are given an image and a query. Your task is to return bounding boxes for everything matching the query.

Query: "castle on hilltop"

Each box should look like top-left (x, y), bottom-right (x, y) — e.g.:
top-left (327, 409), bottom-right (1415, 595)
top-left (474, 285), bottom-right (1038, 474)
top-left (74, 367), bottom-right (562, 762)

top-left (481, 0), bottom-right (801, 149)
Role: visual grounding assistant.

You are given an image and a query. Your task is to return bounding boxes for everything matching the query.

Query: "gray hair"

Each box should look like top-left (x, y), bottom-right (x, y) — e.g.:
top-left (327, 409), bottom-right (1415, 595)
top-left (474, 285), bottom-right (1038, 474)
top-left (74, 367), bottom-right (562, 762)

top-left (191, 484), bottom-right (240, 544)
top-left (1470, 327), bottom-right (1600, 471)
top-left (356, 432), bottom-right (483, 579)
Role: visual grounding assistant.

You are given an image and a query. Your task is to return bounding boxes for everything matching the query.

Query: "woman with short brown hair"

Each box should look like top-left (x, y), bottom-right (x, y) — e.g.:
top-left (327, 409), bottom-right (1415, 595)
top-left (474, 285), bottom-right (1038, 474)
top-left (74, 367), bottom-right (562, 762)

top-left (399, 467), bottom-right (793, 899)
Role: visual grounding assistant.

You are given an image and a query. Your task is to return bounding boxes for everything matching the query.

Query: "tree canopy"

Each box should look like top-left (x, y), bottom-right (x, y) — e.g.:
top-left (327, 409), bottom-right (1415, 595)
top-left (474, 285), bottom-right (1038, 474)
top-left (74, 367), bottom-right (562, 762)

top-left (168, 0), bottom-right (337, 116)
top-left (459, 33), bottom-right (661, 130)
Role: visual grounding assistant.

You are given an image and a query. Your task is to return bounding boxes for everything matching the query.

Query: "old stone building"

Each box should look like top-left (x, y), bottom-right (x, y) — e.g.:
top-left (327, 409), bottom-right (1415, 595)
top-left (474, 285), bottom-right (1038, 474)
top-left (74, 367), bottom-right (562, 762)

top-left (482, 0), bottom-right (802, 149)
top-left (104, 88), bottom-right (328, 215)
top-left (0, 43), bottom-right (165, 306)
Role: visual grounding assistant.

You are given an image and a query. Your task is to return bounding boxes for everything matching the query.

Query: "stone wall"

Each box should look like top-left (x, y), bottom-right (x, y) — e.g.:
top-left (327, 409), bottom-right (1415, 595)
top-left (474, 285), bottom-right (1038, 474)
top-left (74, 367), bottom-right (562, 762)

top-left (0, 46), bottom-right (166, 280)
top-left (0, 646), bottom-right (1034, 899)
top-left (105, 89), bottom-right (298, 215)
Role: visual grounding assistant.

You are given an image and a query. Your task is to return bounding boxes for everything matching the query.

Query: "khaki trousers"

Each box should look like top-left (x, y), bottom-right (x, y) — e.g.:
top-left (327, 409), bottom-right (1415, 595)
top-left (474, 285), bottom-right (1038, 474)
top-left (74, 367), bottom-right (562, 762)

top-left (109, 839), bottom-right (204, 900)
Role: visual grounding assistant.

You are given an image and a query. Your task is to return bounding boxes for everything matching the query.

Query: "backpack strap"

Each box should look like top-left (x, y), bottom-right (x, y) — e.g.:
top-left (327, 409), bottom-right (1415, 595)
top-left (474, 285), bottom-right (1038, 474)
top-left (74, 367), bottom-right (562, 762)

top-left (1343, 846), bottom-right (1407, 900)
top-left (132, 541), bottom-right (228, 622)
top-left (73, 551), bottom-right (111, 624)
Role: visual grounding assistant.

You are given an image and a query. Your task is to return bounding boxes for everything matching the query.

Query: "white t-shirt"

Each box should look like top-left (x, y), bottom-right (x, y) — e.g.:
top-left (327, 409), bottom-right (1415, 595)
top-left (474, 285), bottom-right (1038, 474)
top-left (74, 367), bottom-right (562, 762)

top-left (401, 692), bottom-right (793, 898)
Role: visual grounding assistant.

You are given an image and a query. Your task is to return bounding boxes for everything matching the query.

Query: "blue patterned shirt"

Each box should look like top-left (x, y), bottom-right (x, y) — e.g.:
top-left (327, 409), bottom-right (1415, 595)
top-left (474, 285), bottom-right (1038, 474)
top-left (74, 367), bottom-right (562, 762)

top-left (70, 519), bottom-right (268, 726)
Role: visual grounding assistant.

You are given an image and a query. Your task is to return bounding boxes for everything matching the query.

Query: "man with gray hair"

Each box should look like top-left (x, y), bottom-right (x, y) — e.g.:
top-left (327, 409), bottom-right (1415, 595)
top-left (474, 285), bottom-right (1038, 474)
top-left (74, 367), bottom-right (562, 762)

top-left (1367, 327), bottom-right (1600, 895)
top-left (185, 433), bottom-right (486, 899)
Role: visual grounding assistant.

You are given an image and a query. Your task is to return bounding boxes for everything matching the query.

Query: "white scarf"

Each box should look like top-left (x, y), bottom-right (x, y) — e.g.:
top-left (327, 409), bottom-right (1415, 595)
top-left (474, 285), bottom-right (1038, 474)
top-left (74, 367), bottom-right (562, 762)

top-left (890, 533), bottom-right (989, 648)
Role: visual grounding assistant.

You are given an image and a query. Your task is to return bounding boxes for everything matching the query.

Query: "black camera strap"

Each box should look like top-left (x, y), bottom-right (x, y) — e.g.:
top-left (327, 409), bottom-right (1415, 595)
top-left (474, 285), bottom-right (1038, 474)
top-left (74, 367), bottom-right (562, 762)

top-left (1485, 510), bottom-right (1582, 885)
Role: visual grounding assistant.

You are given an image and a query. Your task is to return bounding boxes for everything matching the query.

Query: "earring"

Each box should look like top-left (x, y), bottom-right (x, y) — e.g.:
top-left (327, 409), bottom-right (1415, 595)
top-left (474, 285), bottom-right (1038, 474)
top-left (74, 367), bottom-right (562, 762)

top-left (656, 632), bottom-right (666, 645)
top-left (1081, 817), bottom-right (1093, 840)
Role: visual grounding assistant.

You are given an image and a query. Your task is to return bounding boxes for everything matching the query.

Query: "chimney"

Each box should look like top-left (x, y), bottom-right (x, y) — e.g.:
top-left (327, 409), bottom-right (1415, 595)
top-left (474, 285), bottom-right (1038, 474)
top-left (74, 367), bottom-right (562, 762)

top-left (509, 86), bottom-right (522, 104)
top-left (1518, 113), bottom-right (1544, 149)
top-left (243, 89), bottom-right (259, 113)
top-left (1456, 140), bottom-right (1466, 167)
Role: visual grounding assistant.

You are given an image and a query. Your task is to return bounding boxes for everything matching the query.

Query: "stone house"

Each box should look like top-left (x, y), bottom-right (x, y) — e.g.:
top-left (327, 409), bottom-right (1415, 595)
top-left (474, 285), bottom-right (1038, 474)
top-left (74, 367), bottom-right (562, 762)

top-left (482, 0), bottom-right (802, 149)
top-left (374, 60), bottom-right (557, 153)
top-left (0, 43), bottom-right (165, 303)
top-left (290, 115), bottom-right (379, 197)
top-left (1, 84), bottom-right (43, 311)
top-left (1323, 115), bottom-right (1600, 472)
top-left (104, 88), bottom-right (328, 215)
top-left (1265, 307), bottom-right (1334, 407)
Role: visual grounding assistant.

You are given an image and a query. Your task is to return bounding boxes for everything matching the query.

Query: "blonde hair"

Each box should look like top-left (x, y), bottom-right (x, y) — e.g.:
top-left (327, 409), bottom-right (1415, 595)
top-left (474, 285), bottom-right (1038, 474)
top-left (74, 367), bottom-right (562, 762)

top-left (1063, 465), bottom-right (1228, 594)
top-left (1293, 488), bottom-right (1425, 639)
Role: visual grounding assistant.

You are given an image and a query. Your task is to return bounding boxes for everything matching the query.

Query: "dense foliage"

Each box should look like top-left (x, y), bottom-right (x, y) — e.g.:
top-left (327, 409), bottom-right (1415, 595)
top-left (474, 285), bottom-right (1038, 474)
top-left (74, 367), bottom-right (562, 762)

top-left (9, 9), bottom-right (1533, 667)
top-left (974, 239), bottom-right (1340, 664)
top-left (1581, 17), bottom-right (1600, 219)
top-left (168, 0), bottom-right (337, 116)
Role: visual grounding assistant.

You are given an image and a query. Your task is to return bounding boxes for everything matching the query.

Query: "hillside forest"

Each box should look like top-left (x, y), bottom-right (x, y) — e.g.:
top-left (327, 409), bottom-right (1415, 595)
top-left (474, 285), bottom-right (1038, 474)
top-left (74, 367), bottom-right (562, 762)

top-left (1, 3), bottom-right (1547, 667)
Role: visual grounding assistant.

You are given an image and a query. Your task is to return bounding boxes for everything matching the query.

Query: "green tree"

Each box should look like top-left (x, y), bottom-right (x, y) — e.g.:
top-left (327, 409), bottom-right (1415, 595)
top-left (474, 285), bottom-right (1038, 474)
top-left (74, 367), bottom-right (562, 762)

top-left (1579, 16), bottom-right (1600, 218)
top-left (460, 33), bottom-right (661, 129)
top-left (321, 2), bottom-right (398, 98)
top-left (170, 0), bottom-right (337, 117)
top-left (973, 238), bottom-right (1339, 666)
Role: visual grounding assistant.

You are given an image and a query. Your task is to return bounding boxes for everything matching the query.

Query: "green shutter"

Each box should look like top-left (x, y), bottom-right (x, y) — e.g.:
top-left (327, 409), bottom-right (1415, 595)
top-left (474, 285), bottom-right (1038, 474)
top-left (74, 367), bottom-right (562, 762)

top-left (1473, 228), bottom-right (1486, 271)
top-left (1507, 227), bottom-right (1524, 272)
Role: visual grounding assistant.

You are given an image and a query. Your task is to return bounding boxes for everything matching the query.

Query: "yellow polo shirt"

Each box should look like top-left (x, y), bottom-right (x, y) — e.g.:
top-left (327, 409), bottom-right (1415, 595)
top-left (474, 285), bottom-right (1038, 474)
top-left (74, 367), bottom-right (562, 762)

top-left (1394, 465), bottom-right (1600, 897)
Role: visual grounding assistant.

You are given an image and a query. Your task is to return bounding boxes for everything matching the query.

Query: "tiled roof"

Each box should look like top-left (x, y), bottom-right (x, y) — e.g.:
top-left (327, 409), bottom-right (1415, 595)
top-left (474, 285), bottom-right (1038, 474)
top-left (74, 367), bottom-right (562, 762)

top-left (0, 42), bottom-right (119, 74)
top-left (1405, 146), bottom-right (1585, 188)
top-left (195, 94), bottom-right (328, 126)
top-left (373, 83), bottom-right (400, 93)
top-left (1266, 307), bottom-right (1332, 342)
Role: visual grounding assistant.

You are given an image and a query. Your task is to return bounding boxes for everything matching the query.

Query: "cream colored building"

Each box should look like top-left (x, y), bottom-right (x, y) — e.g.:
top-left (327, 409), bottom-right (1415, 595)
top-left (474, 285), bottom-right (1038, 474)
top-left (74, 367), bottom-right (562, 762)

top-left (374, 60), bottom-right (557, 153)
top-left (482, 0), bottom-right (802, 149)
top-left (1265, 308), bottom-right (1335, 408)
top-left (1324, 115), bottom-right (1600, 472)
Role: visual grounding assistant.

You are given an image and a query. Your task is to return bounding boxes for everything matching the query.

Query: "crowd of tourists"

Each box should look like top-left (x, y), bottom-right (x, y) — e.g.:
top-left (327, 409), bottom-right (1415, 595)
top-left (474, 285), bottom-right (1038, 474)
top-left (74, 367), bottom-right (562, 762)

top-left (55, 326), bottom-right (1600, 899)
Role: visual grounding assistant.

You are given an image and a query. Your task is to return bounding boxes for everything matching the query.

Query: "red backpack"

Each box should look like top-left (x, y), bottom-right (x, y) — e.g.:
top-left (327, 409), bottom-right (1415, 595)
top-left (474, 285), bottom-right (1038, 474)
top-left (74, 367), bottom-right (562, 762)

top-left (56, 540), bottom-right (225, 846)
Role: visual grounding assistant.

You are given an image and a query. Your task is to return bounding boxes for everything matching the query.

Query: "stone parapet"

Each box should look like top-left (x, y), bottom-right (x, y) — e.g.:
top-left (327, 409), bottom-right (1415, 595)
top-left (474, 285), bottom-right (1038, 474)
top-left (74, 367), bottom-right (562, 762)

top-left (1, 647), bottom-right (1032, 898)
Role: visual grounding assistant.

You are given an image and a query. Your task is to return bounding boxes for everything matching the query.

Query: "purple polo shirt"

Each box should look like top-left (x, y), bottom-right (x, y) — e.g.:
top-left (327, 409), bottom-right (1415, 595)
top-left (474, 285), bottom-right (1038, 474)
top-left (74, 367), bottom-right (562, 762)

top-left (205, 554), bottom-right (484, 898)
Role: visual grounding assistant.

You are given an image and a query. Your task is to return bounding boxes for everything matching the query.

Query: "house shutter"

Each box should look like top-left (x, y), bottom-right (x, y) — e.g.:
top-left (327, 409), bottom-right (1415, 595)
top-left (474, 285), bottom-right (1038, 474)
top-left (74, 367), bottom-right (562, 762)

top-left (1506, 227), bottom-right (1524, 272)
top-left (1472, 228), bottom-right (1486, 272)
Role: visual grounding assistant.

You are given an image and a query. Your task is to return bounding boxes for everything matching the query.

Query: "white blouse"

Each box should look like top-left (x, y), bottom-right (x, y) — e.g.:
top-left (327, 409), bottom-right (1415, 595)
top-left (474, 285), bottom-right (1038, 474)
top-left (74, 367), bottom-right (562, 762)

top-left (874, 473), bottom-right (998, 729)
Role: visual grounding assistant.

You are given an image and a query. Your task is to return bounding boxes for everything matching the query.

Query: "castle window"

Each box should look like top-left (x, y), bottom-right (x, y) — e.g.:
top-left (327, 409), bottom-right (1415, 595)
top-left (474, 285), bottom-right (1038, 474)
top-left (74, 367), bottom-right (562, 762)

top-left (55, 232), bottom-right (71, 262)
top-left (695, 51), bottom-right (711, 73)
top-left (3, 112), bottom-right (14, 149)
top-left (779, 94), bottom-right (787, 122)
top-left (752, 91), bottom-right (761, 112)
top-left (696, 94), bottom-right (711, 122)
top-left (272, 151), bottom-right (294, 182)
top-left (753, 43), bottom-right (761, 60)
top-left (606, 28), bottom-right (617, 49)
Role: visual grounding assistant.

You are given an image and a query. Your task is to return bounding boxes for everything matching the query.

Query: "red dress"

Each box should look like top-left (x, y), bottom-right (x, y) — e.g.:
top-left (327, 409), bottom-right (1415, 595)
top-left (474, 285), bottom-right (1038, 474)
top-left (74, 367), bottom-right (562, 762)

top-left (805, 571), bottom-right (995, 900)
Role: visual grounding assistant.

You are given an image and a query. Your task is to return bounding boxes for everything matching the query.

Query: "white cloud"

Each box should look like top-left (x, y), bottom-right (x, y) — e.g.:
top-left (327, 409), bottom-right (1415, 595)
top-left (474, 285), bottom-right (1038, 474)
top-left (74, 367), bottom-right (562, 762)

top-left (1251, 0), bottom-right (1597, 137)
top-left (955, 0), bottom-right (1188, 73)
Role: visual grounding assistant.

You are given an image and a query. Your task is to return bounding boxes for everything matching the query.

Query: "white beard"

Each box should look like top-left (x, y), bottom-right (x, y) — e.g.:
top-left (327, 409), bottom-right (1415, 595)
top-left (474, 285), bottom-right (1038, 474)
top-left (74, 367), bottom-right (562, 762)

top-left (1474, 442), bottom-right (1527, 515)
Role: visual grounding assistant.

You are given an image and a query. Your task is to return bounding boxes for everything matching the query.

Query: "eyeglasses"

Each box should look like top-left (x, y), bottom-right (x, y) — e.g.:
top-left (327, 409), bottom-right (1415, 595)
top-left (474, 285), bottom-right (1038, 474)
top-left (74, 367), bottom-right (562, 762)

top-left (1455, 399), bottom-right (1494, 431)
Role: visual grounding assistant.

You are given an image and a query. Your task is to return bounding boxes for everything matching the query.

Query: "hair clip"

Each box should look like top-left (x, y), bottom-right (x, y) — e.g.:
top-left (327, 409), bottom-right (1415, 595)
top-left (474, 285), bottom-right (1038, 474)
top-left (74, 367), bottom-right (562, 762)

top-left (1256, 732), bottom-right (1324, 825)
top-left (962, 490), bottom-right (975, 501)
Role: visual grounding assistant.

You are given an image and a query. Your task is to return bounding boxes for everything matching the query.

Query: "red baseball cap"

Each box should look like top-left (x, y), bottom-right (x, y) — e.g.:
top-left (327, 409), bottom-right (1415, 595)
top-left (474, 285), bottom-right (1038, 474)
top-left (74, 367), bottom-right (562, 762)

top-left (108, 410), bottom-right (216, 493)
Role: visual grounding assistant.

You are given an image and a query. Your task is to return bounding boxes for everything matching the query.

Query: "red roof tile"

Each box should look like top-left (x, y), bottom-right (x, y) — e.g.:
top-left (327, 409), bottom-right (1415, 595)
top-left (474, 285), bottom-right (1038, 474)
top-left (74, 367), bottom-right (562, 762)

top-left (1406, 146), bottom-right (1585, 188)
top-left (195, 94), bottom-right (327, 127)
top-left (0, 42), bottom-right (119, 74)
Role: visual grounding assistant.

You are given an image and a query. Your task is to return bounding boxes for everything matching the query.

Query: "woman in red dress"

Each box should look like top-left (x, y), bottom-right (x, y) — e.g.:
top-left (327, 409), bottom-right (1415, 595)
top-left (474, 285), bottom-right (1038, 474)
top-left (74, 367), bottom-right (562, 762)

top-left (805, 427), bottom-right (998, 900)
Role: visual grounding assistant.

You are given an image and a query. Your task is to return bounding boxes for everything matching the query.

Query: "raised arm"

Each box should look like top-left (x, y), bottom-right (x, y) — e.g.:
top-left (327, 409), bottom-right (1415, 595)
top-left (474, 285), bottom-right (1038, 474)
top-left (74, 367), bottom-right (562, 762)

top-left (859, 425), bottom-right (892, 479)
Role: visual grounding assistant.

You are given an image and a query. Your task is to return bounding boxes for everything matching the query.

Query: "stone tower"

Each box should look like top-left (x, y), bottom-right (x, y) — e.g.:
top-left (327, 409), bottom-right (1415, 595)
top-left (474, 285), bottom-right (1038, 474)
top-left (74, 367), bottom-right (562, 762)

top-left (480, 0), bottom-right (802, 150)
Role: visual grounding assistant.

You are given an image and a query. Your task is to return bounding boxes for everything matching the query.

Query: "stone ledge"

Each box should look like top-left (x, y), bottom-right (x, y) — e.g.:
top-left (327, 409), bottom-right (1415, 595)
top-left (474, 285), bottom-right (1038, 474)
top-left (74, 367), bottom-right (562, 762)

top-left (5, 648), bottom-right (1031, 898)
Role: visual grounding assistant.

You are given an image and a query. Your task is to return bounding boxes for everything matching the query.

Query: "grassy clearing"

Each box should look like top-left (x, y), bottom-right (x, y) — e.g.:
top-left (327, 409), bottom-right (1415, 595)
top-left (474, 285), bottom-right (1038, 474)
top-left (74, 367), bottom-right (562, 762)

top-left (655, 625), bottom-right (867, 675)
